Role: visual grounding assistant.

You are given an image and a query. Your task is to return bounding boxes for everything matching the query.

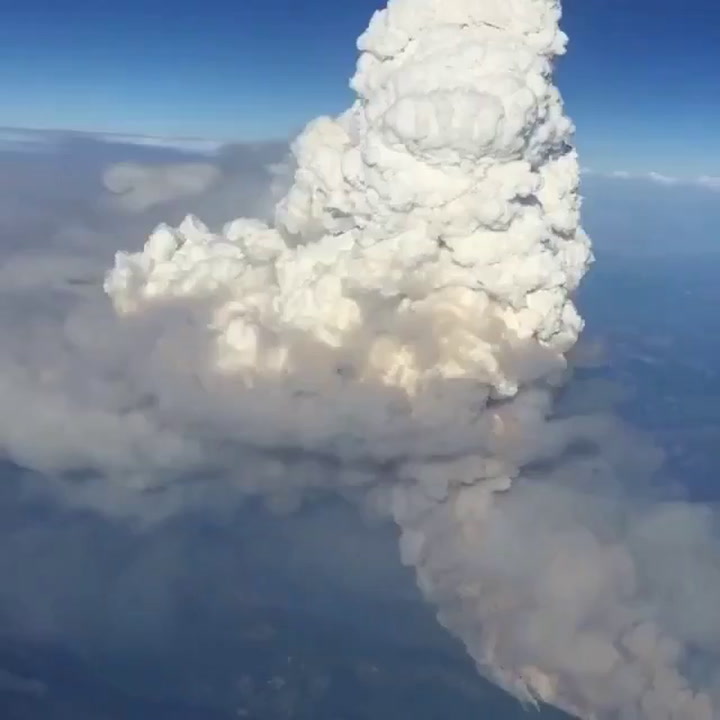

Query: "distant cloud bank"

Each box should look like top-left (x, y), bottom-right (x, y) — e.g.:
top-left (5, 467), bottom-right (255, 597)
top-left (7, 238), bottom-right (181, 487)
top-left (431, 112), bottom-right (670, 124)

top-left (0, 126), bottom-right (227, 156)
top-left (583, 168), bottom-right (720, 193)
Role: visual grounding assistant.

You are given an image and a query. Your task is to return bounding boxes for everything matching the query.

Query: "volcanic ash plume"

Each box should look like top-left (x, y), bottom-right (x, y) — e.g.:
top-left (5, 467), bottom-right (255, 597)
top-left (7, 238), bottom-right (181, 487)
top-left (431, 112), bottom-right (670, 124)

top-left (103, 1), bottom-right (718, 718)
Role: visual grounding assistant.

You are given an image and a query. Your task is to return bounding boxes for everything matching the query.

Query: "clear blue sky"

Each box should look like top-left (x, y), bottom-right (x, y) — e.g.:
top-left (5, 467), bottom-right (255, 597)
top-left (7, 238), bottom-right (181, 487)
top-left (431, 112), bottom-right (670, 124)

top-left (1, 0), bottom-right (718, 176)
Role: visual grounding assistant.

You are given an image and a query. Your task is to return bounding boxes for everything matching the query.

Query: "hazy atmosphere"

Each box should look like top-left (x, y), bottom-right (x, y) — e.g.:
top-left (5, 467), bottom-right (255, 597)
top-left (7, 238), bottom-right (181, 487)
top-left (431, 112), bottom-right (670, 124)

top-left (0, 1), bottom-right (718, 719)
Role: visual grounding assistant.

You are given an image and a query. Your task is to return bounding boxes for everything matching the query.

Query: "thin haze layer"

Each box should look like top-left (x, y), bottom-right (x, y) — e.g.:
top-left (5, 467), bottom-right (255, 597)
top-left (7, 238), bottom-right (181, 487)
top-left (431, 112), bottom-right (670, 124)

top-left (103, 1), bottom-right (717, 718)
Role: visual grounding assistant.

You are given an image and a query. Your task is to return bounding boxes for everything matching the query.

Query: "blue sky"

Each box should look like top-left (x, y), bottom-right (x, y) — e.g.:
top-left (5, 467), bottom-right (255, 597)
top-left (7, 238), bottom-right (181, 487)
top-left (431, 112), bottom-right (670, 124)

top-left (1, 0), bottom-right (719, 176)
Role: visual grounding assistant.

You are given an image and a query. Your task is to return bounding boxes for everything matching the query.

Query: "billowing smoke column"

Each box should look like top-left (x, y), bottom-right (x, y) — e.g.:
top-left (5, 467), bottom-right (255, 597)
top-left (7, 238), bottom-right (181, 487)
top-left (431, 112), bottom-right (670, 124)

top-left (104, 1), bottom-right (717, 718)
top-left (107, 0), bottom-right (587, 465)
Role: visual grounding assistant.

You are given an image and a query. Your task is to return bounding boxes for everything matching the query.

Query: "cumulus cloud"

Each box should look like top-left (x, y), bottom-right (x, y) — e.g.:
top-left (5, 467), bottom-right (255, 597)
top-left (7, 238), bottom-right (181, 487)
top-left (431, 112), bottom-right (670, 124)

top-left (0, 1), bottom-right (719, 719)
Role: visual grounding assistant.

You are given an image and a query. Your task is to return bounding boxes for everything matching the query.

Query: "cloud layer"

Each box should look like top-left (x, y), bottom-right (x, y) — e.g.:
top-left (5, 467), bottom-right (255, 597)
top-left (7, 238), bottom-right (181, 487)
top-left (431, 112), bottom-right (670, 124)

top-left (585, 168), bottom-right (720, 193)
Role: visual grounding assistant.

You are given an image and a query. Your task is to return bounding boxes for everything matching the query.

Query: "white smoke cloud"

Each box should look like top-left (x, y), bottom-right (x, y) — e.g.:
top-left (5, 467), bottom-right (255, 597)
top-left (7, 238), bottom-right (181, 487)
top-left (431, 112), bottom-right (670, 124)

top-left (103, 161), bottom-right (222, 213)
top-left (1, 1), bottom-right (719, 719)
top-left (0, 135), bottom-right (287, 495)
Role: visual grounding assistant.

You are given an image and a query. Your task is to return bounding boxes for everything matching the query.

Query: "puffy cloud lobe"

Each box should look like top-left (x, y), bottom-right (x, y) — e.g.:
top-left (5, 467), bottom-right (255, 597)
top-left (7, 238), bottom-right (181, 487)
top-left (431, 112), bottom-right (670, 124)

top-left (103, 162), bottom-right (221, 213)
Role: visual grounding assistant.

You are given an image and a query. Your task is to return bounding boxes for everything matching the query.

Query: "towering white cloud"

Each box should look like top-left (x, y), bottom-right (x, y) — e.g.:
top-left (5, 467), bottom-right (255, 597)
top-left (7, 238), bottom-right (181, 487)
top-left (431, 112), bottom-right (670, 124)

top-left (100, 1), bottom-right (720, 718)
top-left (106, 0), bottom-right (588, 462)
